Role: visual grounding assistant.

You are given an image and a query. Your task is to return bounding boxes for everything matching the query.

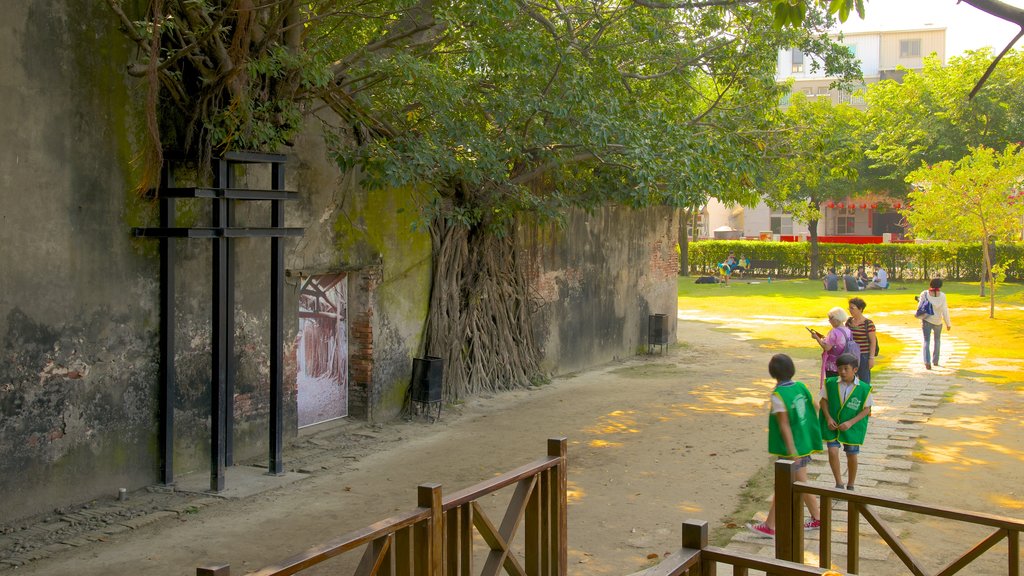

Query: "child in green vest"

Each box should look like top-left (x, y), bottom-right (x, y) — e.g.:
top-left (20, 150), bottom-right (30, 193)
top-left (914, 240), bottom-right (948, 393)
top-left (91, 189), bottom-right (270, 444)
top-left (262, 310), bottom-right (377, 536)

top-left (819, 353), bottom-right (873, 491)
top-left (747, 354), bottom-right (823, 538)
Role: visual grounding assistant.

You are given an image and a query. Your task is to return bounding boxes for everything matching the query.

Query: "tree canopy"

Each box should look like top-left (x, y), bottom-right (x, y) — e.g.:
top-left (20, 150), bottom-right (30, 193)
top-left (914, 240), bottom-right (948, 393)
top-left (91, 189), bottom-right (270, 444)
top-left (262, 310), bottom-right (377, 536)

top-left (905, 145), bottom-right (1024, 316)
top-left (860, 49), bottom-right (1024, 193)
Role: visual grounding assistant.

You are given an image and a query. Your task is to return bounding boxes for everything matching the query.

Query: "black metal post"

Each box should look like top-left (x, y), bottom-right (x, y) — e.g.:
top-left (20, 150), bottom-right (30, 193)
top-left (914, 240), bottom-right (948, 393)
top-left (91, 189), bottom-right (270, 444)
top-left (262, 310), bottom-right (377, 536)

top-left (159, 166), bottom-right (176, 486)
top-left (224, 164), bottom-right (236, 467)
top-left (269, 162), bottom-right (285, 474)
top-left (210, 160), bottom-right (228, 492)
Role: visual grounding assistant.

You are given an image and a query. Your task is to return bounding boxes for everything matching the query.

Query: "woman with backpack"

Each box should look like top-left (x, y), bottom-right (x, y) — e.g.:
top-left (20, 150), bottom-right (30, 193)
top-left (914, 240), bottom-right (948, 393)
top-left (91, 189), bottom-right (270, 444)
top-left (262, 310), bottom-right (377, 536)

top-left (919, 278), bottom-right (952, 370)
top-left (811, 307), bottom-right (856, 390)
top-left (846, 297), bottom-right (877, 383)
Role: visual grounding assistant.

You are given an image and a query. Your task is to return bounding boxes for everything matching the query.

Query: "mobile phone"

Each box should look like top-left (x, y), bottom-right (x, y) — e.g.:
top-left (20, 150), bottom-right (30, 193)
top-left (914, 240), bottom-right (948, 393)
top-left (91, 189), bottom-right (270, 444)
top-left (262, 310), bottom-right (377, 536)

top-left (805, 326), bottom-right (822, 338)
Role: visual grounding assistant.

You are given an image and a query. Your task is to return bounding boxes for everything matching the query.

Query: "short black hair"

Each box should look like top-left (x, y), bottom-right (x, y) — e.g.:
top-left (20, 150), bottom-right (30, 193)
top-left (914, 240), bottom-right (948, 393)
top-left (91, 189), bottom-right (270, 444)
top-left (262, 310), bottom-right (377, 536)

top-left (930, 277), bottom-right (943, 290)
top-left (769, 354), bottom-right (796, 381)
top-left (837, 353), bottom-right (860, 368)
top-left (848, 297), bottom-right (866, 311)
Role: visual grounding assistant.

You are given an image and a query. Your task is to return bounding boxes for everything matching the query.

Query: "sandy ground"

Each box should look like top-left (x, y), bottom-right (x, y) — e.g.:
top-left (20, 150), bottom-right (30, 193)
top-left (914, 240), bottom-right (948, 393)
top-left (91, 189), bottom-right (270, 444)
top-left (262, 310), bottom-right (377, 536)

top-left (7, 319), bottom-right (1022, 576)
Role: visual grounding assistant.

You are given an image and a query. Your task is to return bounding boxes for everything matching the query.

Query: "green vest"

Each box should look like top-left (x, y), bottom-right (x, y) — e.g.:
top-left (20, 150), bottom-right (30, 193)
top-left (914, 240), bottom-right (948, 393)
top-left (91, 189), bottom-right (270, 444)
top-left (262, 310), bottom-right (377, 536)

top-left (819, 376), bottom-right (871, 445)
top-left (768, 381), bottom-right (823, 457)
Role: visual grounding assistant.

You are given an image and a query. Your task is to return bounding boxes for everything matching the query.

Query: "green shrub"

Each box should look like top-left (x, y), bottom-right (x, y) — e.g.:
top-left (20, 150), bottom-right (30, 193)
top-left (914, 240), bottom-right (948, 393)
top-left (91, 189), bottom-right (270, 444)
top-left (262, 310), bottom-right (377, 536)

top-left (687, 240), bottom-right (1024, 281)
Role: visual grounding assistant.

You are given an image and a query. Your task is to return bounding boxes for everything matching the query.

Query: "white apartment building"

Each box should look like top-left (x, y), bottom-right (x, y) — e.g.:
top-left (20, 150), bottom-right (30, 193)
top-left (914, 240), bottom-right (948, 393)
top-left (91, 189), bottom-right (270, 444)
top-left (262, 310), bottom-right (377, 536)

top-left (701, 27), bottom-right (946, 240)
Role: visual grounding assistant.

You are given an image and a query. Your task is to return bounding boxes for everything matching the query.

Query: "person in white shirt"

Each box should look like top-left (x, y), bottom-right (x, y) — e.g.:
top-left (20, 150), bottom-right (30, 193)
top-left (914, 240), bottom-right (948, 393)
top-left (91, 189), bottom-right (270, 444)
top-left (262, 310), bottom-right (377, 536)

top-left (919, 277), bottom-right (952, 370)
top-left (866, 264), bottom-right (888, 290)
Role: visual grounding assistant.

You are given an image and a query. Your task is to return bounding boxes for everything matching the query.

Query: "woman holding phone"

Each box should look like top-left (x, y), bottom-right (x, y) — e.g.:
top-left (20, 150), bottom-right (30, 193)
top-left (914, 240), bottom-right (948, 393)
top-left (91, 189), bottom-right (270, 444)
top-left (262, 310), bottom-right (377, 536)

top-left (810, 307), bottom-right (852, 390)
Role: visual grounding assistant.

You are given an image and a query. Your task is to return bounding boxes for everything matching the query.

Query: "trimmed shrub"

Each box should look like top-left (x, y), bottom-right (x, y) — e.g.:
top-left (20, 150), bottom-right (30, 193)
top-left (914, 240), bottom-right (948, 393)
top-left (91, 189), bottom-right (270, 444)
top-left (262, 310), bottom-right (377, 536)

top-left (687, 240), bottom-right (1024, 281)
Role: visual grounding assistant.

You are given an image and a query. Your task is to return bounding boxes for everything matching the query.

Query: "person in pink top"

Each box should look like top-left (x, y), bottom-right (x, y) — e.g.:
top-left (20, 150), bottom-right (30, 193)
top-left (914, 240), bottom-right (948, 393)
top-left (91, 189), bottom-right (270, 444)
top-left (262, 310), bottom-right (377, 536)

top-left (811, 307), bottom-right (852, 389)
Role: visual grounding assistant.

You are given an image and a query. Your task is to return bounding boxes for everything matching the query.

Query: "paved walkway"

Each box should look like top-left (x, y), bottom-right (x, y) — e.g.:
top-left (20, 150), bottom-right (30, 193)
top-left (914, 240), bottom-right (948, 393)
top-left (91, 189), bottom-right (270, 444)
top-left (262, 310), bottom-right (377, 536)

top-left (0, 311), bottom-right (974, 574)
top-left (678, 310), bottom-right (967, 574)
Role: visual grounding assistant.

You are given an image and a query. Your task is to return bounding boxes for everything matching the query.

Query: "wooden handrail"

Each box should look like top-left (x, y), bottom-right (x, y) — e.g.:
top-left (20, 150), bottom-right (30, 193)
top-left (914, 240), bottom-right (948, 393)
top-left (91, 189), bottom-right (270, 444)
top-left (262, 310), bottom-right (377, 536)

top-left (442, 455), bottom-right (560, 510)
top-left (198, 437), bottom-right (568, 576)
top-left (795, 481), bottom-right (1024, 531)
top-left (246, 507), bottom-right (433, 576)
top-left (775, 460), bottom-right (1023, 576)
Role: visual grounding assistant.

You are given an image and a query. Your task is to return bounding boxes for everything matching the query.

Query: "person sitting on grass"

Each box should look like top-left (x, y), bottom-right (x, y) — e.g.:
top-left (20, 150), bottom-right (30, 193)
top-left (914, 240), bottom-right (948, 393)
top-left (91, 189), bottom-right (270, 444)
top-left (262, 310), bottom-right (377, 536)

top-left (819, 353), bottom-right (873, 491)
top-left (736, 254), bottom-right (751, 276)
top-left (747, 354), bottom-right (823, 538)
top-left (823, 268), bottom-right (839, 291)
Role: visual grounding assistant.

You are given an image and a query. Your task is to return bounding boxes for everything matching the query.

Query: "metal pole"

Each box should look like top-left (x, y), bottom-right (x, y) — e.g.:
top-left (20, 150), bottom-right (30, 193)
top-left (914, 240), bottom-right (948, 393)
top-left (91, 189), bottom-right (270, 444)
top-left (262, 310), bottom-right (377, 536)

top-left (269, 162), bottom-right (285, 475)
top-left (159, 165), bottom-right (176, 486)
top-left (210, 160), bottom-right (228, 492)
top-left (224, 163), bottom-right (236, 467)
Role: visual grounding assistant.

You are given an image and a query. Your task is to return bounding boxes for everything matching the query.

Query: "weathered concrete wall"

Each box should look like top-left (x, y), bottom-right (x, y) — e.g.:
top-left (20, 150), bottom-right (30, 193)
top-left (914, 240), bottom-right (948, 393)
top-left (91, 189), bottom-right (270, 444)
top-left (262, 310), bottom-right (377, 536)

top-left (524, 206), bottom-right (679, 375)
top-left (288, 121), bottom-right (433, 422)
top-left (0, 0), bottom-right (157, 523)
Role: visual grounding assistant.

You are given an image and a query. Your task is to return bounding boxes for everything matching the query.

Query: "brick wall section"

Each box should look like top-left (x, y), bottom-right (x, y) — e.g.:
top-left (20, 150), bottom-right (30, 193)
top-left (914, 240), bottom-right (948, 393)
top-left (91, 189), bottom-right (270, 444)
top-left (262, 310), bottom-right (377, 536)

top-left (348, 267), bottom-right (381, 419)
top-left (649, 238), bottom-right (681, 284)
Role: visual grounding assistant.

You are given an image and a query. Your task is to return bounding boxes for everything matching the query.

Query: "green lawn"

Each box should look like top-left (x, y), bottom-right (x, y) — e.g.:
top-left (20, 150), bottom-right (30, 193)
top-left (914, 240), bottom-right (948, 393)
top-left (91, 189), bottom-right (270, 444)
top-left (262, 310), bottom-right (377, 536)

top-left (677, 277), bottom-right (1024, 388)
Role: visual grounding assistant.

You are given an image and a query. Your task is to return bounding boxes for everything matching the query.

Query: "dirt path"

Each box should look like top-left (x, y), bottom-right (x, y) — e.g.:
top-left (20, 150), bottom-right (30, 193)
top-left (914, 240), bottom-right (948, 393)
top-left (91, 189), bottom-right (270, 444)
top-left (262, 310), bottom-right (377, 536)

top-left (3, 318), bottom-right (1020, 576)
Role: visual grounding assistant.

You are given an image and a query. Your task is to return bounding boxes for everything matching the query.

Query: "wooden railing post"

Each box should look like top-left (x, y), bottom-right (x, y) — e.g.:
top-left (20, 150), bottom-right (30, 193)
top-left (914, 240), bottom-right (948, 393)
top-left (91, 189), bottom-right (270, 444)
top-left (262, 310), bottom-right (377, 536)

top-left (1009, 529), bottom-right (1019, 576)
top-left (418, 483), bottom-right (443, 576)
top-left (197, 564), bottom-right (230, 576)
top-left (548, 437), bottom-right (568, 575)
top-left (681, 520), bottom-right (707, 575)
top-left (848, 499), bottom-right (860, 575)
top-left (773, 460), bottom-right (798, 566)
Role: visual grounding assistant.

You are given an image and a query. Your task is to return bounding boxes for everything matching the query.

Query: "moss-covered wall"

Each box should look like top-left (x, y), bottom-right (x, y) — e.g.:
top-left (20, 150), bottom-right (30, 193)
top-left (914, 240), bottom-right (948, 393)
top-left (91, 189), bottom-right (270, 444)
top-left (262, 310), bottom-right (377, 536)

top-left (0, 0), bottom-right (157, 523)
top-left (288, 118), bottom-right (432, 422)
top-left (522, 206), bottom-right (680, 375)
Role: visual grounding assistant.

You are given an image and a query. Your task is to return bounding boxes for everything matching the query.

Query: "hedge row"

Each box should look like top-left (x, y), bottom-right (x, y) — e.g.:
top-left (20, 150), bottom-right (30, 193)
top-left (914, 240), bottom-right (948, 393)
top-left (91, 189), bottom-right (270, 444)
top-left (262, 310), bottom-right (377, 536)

top-left (687, 240), bottom-right (1024, 282)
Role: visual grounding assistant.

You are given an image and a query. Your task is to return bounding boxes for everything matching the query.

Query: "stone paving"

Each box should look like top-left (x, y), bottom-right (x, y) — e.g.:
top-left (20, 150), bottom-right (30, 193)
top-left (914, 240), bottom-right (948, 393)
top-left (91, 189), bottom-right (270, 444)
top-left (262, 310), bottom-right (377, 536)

top-left (676, 310), bottom-right (968, 575)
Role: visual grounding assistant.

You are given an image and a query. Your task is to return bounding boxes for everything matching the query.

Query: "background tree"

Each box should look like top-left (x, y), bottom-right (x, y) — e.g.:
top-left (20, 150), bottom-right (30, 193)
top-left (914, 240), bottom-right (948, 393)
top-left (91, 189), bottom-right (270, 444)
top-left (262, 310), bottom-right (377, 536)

top-left (761, 92), bottom-right (864, 279)
top-left (860, 49), bottom-right (1024, 195)
top-left (905, 145), bottom-right (1024, 317)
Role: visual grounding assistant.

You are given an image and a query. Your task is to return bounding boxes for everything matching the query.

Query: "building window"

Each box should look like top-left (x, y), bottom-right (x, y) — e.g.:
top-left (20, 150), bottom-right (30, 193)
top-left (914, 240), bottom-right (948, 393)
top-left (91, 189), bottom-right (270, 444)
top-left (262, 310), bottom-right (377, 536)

top-left (791, 48), bottom-right (804, 73)
top-left (837, 206), bottom-right (855, 234)
top-left (770, 214), bottom-right (793, 235)
top-left (816, 86), bottom-right (830, 98)
top-left (899, 38), bottom-right (921, 58)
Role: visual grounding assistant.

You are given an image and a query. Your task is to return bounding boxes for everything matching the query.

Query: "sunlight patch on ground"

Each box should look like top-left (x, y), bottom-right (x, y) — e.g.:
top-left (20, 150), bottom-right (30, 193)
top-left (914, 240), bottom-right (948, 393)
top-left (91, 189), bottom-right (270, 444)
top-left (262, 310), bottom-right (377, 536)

top-left (566, 480), bottom-right (585, 504)
top-left (988, 494), bottom-right (1024, 510)
top-left (927, 416), bottom-right (1000, 435)
top-left (675, 501), bottom-right (703, 514)
top-left (953, 440), bottom-right (1024, 460)
top-left (588, 439), bottom-right (623, 448)
top-left (948, 390), bottom-right (990, 405)
top-left (582, 411), bottom-right (640, 436)
top-left (912, 442), bottom-right (986, 467)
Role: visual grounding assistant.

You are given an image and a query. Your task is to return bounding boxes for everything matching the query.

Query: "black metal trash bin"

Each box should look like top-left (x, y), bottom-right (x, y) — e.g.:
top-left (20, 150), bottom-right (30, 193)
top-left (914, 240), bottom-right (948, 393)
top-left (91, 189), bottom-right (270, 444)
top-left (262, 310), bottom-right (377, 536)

top-left (411, 356), bottom-right (443, 420)
top-left (648, 314), bottom-right (668, 354)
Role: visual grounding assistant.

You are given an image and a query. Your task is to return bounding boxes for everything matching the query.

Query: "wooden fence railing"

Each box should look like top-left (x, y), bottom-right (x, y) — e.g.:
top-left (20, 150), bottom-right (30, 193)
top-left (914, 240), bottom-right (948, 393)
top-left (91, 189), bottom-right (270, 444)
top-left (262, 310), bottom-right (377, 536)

top-left (637, 520), bottom-right (839, 576)
top-left (646, 460), bottom-right (1023, 576)
top-left (773, 459), bottom-right (1022, 576)
top-left (196, 437), bottom-right (567, 576)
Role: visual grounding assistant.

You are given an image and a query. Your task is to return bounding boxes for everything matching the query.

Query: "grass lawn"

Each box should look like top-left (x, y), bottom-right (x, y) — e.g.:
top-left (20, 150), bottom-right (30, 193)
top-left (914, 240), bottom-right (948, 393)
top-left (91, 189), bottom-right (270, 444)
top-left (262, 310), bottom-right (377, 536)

top-left (677, 277), bottom-right (1024, 389)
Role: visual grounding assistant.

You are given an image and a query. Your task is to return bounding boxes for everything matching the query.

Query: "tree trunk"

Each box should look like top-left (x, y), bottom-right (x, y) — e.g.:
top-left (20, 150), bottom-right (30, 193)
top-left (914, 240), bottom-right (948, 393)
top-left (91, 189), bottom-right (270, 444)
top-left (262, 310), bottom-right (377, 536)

top-left (807, 215), bottom-right (821, 280)
top-left (678, 208), bottom-right (690, 276)
top-left (424, 215), bottom-right (544, 403)
top-left (982, 236), bottom-right (995, 318)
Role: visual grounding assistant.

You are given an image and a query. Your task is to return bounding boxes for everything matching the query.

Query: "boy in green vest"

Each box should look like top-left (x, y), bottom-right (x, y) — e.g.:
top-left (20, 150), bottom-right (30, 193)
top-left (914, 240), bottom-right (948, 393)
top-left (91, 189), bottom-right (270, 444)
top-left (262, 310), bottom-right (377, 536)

top-left (748, 354), bottom-right (823, 537)
top-left (819, 353), bottom-right (873, 491)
